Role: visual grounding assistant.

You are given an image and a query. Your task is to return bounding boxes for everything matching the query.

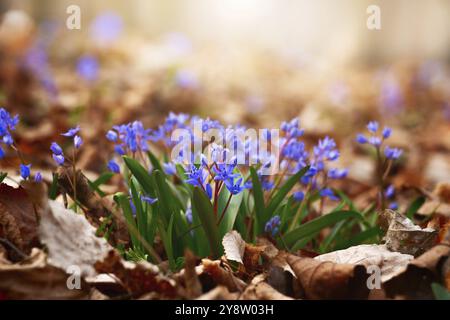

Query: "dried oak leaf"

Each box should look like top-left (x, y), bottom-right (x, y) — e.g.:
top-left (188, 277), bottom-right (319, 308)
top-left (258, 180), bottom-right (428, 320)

top-left (0, 248), bottom-right (89, 299)
top-left (315, 244), bottom-right (413, 282)
top-left (287, 254), bottom-right (369, 299)
top-left (94, 250), bottom-right (177, 298)
top-left (201, 259), bottom-right (247, 292)
top-left (0, 183), bottom-right (40, 261)
top-left (383, 244), bottom-right (450, 299)
top-left (239, 274), bottom-right (293, 300)
top-left (381, 209), bottom-right (437, 257)
top-left (39, 200), bottom-right (113, 277)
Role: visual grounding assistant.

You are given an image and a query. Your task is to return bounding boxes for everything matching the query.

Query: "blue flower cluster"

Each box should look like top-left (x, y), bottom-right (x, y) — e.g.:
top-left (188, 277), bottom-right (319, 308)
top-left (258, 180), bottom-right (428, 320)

top-left (356, 121), bottom-right (403, 160)
top-left (0, 108), bottom-right (19, 158)
top-left (51, 126), bottom-right (83, 166)
top-left (264, 215), bottom-right (281, 237)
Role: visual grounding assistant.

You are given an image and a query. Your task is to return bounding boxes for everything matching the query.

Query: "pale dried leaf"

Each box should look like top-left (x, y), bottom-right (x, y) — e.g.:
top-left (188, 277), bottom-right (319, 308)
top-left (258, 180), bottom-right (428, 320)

top-left (316, 244), bottom-right (413, 282)
top-left (39, 200), bottom-right (113, 277)
top-left (222, 230), bottom-right (245, 264)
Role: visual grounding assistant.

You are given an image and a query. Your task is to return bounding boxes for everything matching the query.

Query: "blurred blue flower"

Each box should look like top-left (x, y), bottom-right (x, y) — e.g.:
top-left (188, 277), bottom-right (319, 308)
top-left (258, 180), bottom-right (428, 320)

top-left (141, 195), bottom-right (158, 205)
top-left (61, 126), bottom-right (80, 137)
top-left (175, 69), bottom-right (198, 89)
top-left (107, 160), bottom-right (120, 173)
top-left (385, 184), bottom-right (395, 199)
top-left (74, 135), bottom-right (83, 149)
top-left (90, 12), bottom-right (123, 44)
top-left (356, 134), bottom-right (368, 144)
top-left (367, 121), bottom-right (379, 133)
top-left (319, 188), bottom-right (339, 201)
top-left (106, 130), bottom-right (118, 142)
top-left (53, 154), bottom-right (65, 166)
top-left (382, 127), bottom-right (392, 139)
top-left (293, 191), bottom-right (304, 202)
top-left (264, 215), bottom-right (281, 237)
top-left (20, 164), bottom-right (31, 180)
top-left (163, 162), bottom-right (177, 175)
top-left (328, 168), bottom-right (348, 179)
top-left (76, 55), bottom-right (99, 82)
top-left (34, 172), bottom-right (42, 183)
top-left (50, 142), bottom-right (63, 155)
top-left (384, 146), bottom-right (402, 160)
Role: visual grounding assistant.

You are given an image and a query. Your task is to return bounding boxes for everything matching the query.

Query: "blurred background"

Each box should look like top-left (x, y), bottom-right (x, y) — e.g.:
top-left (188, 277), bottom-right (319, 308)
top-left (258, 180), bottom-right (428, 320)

top-left (0, 0), bottom-right (449, 194)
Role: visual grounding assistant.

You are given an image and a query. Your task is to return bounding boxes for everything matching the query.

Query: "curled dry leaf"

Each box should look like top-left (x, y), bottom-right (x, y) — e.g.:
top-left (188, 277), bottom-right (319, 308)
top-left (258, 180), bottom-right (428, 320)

top-left (381, 209), bottom-right (437, 256)
top-left (94, 250), bottom-right (177, 298)
top-left (316, 244), bottom-right (413, 282)
top-left (287, 254), bottom-right (369, 299)
top-left (0, 183), bottom-right (40, 261)
top-left (0, 248), bottom-right (89, 300)
top-left (222, 231), bottom-right (245, 264)
top-left (434, 182), bottom-right (450, 204)
top-left (383, 244), bottom-right (450, 299)
top-left (39, 200), bottom-right (113, 277)
top-left (201, 259), bottom-right (246, 292)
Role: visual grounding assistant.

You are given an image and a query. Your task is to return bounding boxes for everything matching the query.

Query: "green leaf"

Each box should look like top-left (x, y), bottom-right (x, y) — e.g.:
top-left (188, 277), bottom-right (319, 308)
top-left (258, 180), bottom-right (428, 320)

top-left (88, 172), bottom-right (114, 197)
top-left (129, 179), bottom-right (146, 249)
top-left (406, 196), bottom-right (426, 219)
top-left (333, 226), bottom-right (382, 251)
top-left (48, 172), bottom-right (59, 200)
top-left (147, 151), bottom-right (164, 172)
top-left (114, 192), bottom-right (140, 249)
top-left (265, 166), bottom-right (309, 219)
top-left (123, 156), bottom-right (154, 195)
top-left (284, 210), bottom-right (364, 248)
top-left (431, 283), bottom-right (450, 300)
top-left (250, 167), bottom-right (265, 234)
top-left (193, 187), bottom-right (221, 258)
top-left (0, 172), bottom-right (7, 183)
top-left (218, 187), bottom-right (244, 239)
top-left (158, 214), bottom-right (176, 271)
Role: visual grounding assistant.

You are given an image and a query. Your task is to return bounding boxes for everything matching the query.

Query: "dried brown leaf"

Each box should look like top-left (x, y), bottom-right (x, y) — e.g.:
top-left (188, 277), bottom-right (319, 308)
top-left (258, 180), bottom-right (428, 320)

top-left (0, 248), bottom-right (89, 299)
top-left (287, 254), bottom-right (369, 299)
top-left (201, 259), bottom-right (246, 292)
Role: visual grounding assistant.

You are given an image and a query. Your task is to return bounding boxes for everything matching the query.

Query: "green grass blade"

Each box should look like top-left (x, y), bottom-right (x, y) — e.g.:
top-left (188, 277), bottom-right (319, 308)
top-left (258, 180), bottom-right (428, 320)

top-left (249, 167), bottom-right (265, 234)
top-left (406, 196), bottom-right (426, 219)
top-left (193, 187), bottom-right (221, 258)
top-left (284, 210), bottom-right (363, 248)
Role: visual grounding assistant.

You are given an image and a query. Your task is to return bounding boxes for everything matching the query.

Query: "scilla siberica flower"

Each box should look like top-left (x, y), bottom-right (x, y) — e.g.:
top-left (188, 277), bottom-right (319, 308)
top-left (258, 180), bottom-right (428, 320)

top-left (356, 121), bottom-right (403, 160)
top-left (265, 215), bottom-right (281, 237)
top-left (107, 160), bottom-right (120, 173)
top-left (108, 121), bottom-right (151, 155)
top-left (20, 164), bottom-right (31, 180)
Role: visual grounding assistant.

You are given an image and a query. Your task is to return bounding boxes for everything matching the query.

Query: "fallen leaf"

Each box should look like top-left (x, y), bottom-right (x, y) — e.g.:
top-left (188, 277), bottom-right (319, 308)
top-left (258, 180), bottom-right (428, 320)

top-left (0, 248), bottom-right (89, 299)
top-left (287, 254), bottom-right (369, 299)
top-left (39, 200), bottom-right (113, 277)
top-left (381, 209), bottom-right (437, 256)
top-left (384, 244), bottom-right (450, 299)
top-left (196, 285), bottom-right (238, 300)
top-left (222, 231), bottom-right (245, 264)
top-left (239, 274), bottom-right (293, 300)
top-left (201, 259), bottom-right (246, 292)
top-left (95, 250), bottom-right (177, 298)
top-left (315, 244), bottom-right (413, 282)
top-left (183, 249), bottom-right (202, 298)
top-left (0, 183), bottom-right (40, 261)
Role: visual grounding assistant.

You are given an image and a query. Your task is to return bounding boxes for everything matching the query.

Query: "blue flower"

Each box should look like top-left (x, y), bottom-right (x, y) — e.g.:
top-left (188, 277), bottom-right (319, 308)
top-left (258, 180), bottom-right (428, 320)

top-left (107, 160), bottom-right (120, 173)
top-left (106, 130), bottom-right (118, 142)
top-left (90, 12), bottom-right (123, 44)
top-left (163, 162), bottom-right (177, 175)
top-left (34, 172), bottom-right (42, 182)
top-left (264, 215), bottom-right (281, 237)
top-left (368, 136), bottom-right (382, 147)
top-left (185, 165), bottom-right (206, 187)
top-left (224, 177), bottom-right (245, 195)
top-left (385, 185), bottom-right (395, 199)
top-left (20, 164), bottom-right (31, 180)
top-left (175, 69), bottom-right (198, 89)
top-left (382, 127), bottom-right (392, 139)
top-left (319, 188), bottom-right (339, 201)
top-left (74, 135), bottom-right (83, 149)
top-left (213, 163), bottom-right (239, 181)
top-left (367, 121), bottom-right (379, 133)
top-left (50, 142), bottom-right (63, 155)
top-left (328, 168), bottom-right (348, 179)
top-left (2, 134), bottom-right (13, 145)
top-left (141, 195), bottom-right (158, 205)
top-left (0, 146), bottom-right (4, 159)
top-left (53, 154), bottom-right (65, 166)
top-left (61, 126), bottom-right (80, 137)
top-left (389, 202), bottom-right (399, 210)
top-left (114, 145), bottom-right (126, 155)
top-left (356, 134), bottom-right (368, 144)
top-left (293, 191), bottom-right (304, 202)
top-left (76, 55), bottom-right (99, 82)
top-left (384, 146), bottom-right (402, 160)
